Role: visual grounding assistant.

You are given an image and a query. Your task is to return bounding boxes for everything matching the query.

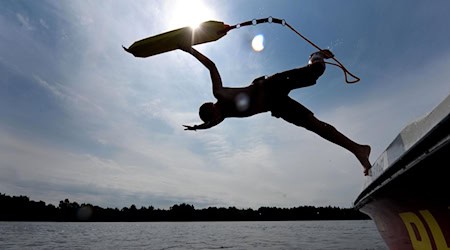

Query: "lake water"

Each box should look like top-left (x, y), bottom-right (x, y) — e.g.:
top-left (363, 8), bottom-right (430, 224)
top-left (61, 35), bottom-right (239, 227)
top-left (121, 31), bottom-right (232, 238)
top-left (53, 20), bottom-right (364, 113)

top-left (0, 220), bottom-right (387, 249)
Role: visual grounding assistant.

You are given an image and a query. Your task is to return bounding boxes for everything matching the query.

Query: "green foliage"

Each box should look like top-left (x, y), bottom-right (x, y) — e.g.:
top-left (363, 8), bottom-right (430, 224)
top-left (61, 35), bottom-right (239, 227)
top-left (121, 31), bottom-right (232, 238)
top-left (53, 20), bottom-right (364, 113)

top-left (0, 193), bottom-right (369, 222)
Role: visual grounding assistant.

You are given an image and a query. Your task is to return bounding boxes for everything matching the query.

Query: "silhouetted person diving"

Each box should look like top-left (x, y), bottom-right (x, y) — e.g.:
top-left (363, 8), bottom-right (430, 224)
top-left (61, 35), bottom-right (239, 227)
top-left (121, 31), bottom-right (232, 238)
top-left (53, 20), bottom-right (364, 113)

top-left (179, 45), bottom-right (372, 176)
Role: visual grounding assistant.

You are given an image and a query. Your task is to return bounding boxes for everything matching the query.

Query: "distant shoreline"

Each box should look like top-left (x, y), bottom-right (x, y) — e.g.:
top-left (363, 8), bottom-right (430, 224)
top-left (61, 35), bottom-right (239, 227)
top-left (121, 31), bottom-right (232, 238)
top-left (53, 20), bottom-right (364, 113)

top-left (1, 193), bottom-right (370, 222)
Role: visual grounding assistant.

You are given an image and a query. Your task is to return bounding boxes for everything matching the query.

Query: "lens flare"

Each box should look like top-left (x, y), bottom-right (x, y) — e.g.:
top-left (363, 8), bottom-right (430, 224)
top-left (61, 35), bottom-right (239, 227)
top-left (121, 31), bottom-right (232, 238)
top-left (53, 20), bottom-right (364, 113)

top-left (252, 34), bottom-right (264, 52)
top-left (235, 93), bottom-right (250, 112)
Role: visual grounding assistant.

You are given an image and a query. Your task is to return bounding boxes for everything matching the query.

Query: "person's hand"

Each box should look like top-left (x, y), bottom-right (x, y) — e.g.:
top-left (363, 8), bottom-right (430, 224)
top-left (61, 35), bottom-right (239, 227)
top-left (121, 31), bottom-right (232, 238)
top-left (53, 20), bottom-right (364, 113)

top-left (183, 125), bottom-right (197, 131)
top-left (320, 49), bottom-right (334, 59)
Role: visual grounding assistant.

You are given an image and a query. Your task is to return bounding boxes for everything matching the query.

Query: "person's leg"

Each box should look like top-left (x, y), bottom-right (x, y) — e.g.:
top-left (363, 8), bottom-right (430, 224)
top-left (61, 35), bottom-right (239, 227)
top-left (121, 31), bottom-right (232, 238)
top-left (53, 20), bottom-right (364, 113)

top-left (301, 115), bottom-right (371, 175)
top-left (265, 63), bottom-right (325, 92)
top-left (273, 97), bottom-right (371, 175)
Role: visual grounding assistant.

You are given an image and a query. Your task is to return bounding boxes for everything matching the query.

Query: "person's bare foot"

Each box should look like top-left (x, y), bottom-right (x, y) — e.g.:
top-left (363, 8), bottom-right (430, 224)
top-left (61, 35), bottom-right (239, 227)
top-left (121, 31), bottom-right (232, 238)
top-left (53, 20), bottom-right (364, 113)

top-left (356, 145), bottom-right (372, 176)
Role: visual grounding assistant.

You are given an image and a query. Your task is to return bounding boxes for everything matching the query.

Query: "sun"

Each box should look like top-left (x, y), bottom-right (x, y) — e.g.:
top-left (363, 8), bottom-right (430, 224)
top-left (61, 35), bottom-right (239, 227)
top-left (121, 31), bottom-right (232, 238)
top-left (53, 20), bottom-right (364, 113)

top-left (168, 0), bottom-right (216, 29)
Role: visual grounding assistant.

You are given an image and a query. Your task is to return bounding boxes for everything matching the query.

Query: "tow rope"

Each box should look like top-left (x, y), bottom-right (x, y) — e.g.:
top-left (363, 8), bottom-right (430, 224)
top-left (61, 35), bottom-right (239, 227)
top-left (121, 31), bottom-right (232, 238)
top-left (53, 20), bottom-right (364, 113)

top-left (225, 17), bottom-right (360, 84)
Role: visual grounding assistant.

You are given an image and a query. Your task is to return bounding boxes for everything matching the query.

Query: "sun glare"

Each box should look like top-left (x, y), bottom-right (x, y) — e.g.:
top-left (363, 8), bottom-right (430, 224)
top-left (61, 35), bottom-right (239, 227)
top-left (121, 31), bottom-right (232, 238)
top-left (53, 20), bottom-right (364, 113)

top-left (169, 1), bottom-right (216, 30)
top-left (189, 21), bottom-right (202, 30)
top-left (252, 34), bottom-right (265, 52)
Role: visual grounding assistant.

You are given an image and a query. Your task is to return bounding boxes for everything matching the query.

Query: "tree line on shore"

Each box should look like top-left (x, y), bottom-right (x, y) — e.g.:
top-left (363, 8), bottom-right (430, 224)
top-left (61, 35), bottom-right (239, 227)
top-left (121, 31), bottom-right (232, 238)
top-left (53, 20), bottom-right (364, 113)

top-left (0, 193), bottom-right (369, 222)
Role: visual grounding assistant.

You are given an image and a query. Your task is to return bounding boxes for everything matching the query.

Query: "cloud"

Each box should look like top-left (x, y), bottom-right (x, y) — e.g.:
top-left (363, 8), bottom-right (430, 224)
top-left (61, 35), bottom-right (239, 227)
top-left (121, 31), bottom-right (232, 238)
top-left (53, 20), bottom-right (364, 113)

top-left (16, 13), bottom-right (33, 30)
top-left (0, 125), bottom-right (207, 208)
top-left (39, 18), bottom-right (49, 29)
top-left (33, 75), bottom-right (65, 98)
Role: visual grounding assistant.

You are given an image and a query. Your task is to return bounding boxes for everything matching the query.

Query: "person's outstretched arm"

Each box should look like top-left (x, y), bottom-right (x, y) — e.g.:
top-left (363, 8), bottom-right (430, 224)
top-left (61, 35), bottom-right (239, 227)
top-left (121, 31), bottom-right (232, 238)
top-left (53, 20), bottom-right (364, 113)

top-left (179, 45), bottom-right (224, 98)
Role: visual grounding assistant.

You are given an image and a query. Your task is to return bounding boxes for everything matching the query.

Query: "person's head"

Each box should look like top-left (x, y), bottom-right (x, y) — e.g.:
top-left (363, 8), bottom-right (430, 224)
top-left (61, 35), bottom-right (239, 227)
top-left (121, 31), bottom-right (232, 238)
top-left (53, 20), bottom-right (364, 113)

top-left (199, 102), bottom-right (218, 123)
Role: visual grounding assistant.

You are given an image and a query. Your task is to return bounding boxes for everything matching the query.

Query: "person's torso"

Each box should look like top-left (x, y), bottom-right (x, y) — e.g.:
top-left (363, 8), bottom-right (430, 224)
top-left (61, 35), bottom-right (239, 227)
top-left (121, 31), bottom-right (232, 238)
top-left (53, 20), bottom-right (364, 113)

top-left (216, 84), bottom-right (269, 118)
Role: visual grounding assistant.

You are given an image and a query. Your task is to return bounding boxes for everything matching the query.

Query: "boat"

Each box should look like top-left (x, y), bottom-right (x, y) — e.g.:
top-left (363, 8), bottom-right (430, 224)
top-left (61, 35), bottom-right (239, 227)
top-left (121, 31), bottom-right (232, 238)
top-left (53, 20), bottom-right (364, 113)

top-left (354, 94), bottom-right (450, 250)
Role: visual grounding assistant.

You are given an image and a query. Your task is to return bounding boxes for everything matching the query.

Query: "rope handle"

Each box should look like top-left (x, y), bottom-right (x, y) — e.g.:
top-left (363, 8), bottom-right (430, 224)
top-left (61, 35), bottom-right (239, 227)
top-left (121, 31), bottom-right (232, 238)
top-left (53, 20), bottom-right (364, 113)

top-left (225, 17), bottom-right (360, 84)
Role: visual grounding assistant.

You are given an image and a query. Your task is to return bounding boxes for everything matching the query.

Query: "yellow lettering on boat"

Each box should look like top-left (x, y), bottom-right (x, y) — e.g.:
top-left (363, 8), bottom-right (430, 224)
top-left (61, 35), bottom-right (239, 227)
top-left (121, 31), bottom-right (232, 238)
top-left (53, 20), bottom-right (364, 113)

top-left (419, 210), bottom-right (450, 250)
top-left (399, 212), bottom-right (432, 250)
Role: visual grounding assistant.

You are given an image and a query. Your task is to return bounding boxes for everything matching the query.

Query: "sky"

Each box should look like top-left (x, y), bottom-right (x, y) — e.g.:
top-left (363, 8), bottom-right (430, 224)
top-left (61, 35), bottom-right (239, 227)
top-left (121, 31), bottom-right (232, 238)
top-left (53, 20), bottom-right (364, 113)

top-left (1, 0), bottom-right (449, 209)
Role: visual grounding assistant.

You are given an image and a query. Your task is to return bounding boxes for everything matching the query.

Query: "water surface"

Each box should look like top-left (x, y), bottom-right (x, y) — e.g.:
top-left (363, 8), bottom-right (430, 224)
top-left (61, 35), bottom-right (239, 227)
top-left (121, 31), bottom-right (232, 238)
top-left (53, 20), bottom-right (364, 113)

top-left (0, 220), bottom-right (387, 249)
